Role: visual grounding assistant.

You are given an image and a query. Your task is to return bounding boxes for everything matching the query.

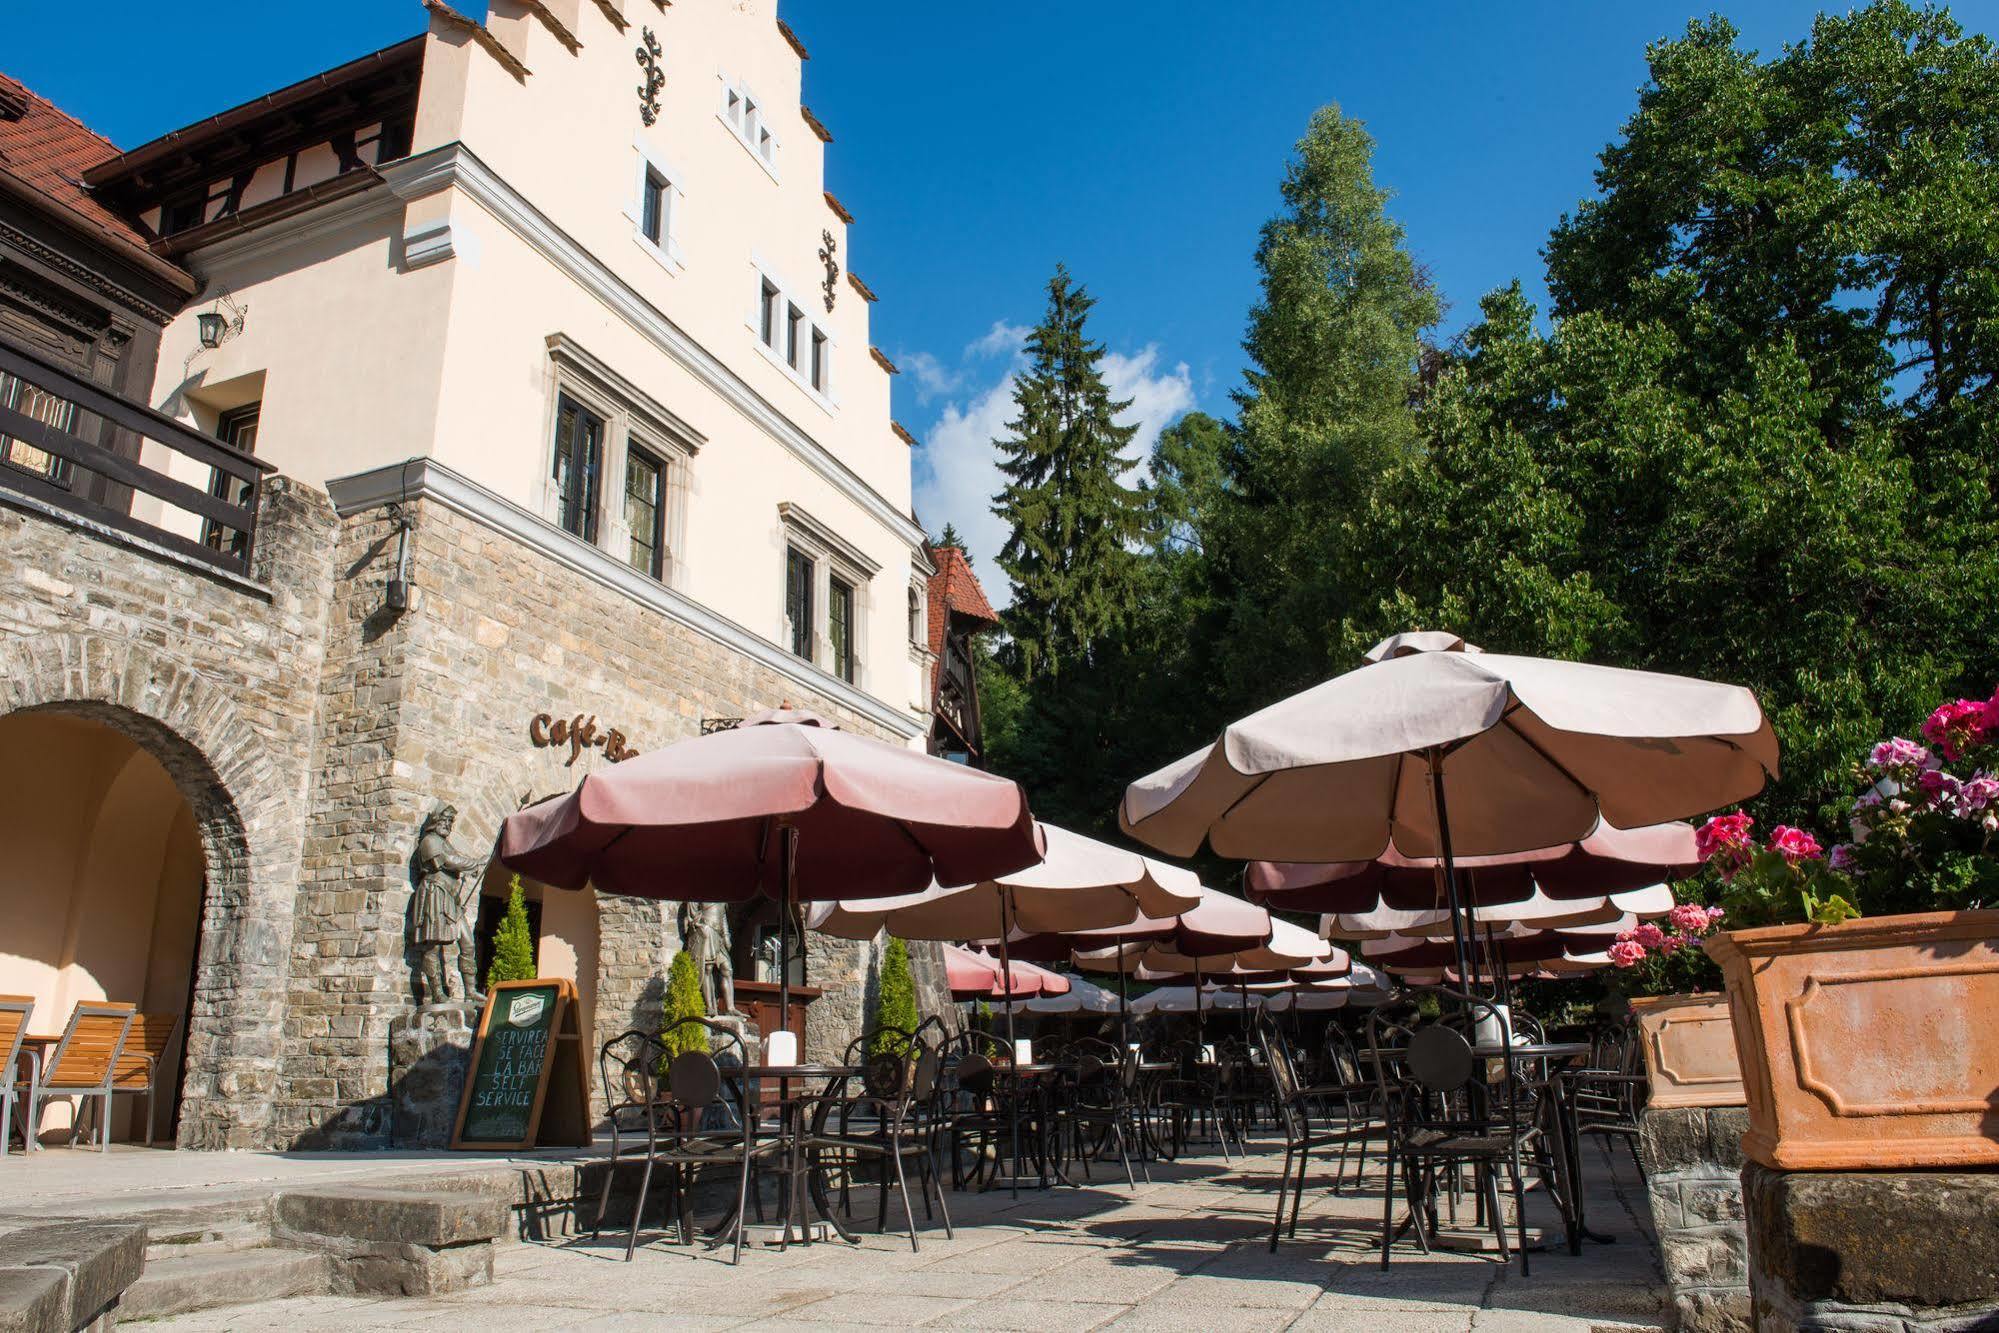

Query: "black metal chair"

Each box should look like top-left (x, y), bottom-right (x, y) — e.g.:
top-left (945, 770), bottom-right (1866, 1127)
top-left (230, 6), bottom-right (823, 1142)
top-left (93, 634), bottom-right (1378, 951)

top-left (1051, 1038), bottom-right (1141, 1188)
top-left (1571, 1015), bottom-right (1646, 1177)
top-left (1156, 1039), bottom-right (1237, 1160)
top-left (591, 1018), bottom-right (779, 1263)
top-left (1370, 992), bottom-right (1542, 1274)
top-left (800, 1038), bottom-right (952, 1250)
top-left (1254, 1010), bottom-right (1375, 1250)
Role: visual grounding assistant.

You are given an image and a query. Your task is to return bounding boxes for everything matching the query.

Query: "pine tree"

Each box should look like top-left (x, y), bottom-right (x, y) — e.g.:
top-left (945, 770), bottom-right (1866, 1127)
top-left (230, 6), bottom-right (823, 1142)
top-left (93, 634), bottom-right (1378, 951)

top-left (1223, 104), bottom-right (1440, 698)
top-left (484, 877), bottom-right (536, 988)
top-left (871, 937), bottom-right (919, 1055)
top-left (935, 522), bottom-right (967, 559)
top-left (991, 265), bottom-right (1146, 681)
top-left (660, 948), bottom-right (707, 1059)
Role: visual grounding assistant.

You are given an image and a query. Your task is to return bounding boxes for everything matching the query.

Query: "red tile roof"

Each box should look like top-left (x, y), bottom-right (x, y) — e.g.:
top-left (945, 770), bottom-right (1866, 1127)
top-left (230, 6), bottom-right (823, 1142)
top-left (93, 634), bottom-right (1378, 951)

top-left (926, 542), bottom-right (999, 701)
top-left (0, 72), bottom-right (171, 264)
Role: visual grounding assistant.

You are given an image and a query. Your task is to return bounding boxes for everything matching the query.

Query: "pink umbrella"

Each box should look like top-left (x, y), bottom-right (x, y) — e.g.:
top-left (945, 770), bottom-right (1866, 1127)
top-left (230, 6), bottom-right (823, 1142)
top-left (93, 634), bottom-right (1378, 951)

top-left (944, 945), bottom-right (1071, 1001)
top-left (499, 709), bottom-right (1043, 1028)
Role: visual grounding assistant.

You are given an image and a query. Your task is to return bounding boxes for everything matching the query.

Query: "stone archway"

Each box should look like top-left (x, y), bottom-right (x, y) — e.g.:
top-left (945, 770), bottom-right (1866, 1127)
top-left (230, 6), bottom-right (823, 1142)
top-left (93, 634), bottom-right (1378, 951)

top-left (0, 632), bottom-right (300, 1148)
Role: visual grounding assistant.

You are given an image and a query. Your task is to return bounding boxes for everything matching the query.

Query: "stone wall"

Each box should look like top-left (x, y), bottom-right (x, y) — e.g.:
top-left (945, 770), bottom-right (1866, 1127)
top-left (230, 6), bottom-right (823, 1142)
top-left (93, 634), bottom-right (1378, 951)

top-left (1637, 1105), bottom-right (1753, 1333)
top-left (277, 491), bottom-right (936, 1142)
top-left (1744, 1162), bottom-right (1999, 1332)
top-left (0, 479), bottom-right (338, 1148)
top-left (2, 475), bottom-right (954, 1149)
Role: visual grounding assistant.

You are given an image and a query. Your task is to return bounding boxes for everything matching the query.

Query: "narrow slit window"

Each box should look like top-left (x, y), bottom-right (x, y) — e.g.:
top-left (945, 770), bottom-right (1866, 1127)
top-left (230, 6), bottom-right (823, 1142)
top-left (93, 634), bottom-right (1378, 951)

top-left (639, 167), bottom-right (668, 246)
top-left (552, 393), bottom-right (604, 544)
top-left (624, 442), bottom-right (665, 578)
top-left (828, 576), bottom-right (855, 683)
top-left (785, 547), bottom-right (815, 660)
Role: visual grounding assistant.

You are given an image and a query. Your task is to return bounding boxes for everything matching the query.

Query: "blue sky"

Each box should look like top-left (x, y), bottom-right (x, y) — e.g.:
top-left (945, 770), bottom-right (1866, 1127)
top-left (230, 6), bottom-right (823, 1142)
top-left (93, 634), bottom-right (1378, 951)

top-left (8, 1), bottom-right (1932, 567)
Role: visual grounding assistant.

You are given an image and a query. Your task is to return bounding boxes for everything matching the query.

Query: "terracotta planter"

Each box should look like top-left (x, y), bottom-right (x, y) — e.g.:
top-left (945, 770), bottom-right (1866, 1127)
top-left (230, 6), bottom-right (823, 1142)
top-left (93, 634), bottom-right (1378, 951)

top-left (1628, 992), bottom-right (1744, 1109)
top-left (1704, 909), bottom-right (1999, 1170)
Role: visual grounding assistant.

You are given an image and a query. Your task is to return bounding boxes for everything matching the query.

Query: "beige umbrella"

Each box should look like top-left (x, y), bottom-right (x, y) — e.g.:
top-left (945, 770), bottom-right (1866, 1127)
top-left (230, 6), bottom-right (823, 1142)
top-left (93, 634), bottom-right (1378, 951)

top-left (1322, 883), bottom-right (1675, 940)
top-left (1121, 633), bottom-right (1775, 983)
top-left (808, 822), bottom-right (1201, 942)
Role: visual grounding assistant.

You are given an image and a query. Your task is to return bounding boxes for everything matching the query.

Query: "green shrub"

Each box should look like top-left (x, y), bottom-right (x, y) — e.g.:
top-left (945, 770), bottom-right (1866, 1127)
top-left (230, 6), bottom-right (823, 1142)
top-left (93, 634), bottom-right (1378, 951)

top-left (484, 877), bottom-right (537, 988)
top-left (659, 948), bottom-right (708, 1059)
top-left (872, 936), bottom-right (919, 1054)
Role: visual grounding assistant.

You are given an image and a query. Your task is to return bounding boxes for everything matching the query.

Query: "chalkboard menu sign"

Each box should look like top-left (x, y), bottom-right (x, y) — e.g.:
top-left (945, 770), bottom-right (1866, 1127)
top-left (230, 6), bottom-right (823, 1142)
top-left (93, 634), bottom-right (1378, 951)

top-left (451, 978), bottom-right (590, 1150)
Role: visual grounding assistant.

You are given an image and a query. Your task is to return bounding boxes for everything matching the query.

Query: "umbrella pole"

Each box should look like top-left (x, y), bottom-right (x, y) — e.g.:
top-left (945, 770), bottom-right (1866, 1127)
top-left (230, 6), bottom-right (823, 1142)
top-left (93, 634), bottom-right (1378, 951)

top-left (1117, 947), bottom-right (1129, 1050)
top-left (1194, 962), bottom-right (1204, 1051)
top-left (1426, 750), bottom-right (1476, 1002)
top-left (998, 892), bottom-right (1021, 1198)
top-left (778, 822), bottom-right (796, 1035)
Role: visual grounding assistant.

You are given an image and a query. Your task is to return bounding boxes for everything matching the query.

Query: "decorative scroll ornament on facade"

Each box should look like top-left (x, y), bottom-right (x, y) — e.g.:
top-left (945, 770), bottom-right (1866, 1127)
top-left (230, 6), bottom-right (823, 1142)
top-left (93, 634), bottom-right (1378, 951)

top-left (529, 713), bottom-right (640, 765)
top-left (819, 230), bottom-right (839, 312)
top-left (635, 29), bottom-right (664, 126)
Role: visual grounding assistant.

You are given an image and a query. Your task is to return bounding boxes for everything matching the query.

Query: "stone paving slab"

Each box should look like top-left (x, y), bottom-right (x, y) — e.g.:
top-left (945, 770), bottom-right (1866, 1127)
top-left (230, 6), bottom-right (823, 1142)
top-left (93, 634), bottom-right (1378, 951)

top-left (135, 1140), bottom-right (1668, 1332)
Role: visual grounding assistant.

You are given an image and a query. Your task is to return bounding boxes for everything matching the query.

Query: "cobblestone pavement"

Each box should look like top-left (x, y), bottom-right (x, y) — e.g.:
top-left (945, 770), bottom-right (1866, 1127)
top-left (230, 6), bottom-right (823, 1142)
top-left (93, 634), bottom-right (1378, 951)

top-left (143, 1138), bottom-right (1668, 1331)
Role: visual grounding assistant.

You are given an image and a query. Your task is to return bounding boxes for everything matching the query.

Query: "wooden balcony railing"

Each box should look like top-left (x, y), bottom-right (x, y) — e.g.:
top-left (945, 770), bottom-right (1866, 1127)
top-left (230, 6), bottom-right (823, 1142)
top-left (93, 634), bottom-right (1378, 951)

top-left (0, 336), bottom-right (272, 578)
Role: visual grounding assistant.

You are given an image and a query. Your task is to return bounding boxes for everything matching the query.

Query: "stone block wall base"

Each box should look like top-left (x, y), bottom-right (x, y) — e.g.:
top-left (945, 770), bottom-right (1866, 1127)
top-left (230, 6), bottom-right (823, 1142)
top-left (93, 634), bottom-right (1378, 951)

top-left (389, 1004), bottom-right (476, 1148)
top-left (1744, 1161), bottom-right (1999, 1332)
top-left (1638, 1105), bottom-right (1753, 1333)
top-left (274, 1187), bottom-right (507, 1298)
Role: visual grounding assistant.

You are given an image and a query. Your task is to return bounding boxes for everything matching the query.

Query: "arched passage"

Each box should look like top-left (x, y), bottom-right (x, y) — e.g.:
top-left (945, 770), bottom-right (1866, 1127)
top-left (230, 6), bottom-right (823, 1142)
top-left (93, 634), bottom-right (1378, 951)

top-left (0, 711), bottom-right (204, 1142)
top-left (0, 632), bottom-right (298, 1148)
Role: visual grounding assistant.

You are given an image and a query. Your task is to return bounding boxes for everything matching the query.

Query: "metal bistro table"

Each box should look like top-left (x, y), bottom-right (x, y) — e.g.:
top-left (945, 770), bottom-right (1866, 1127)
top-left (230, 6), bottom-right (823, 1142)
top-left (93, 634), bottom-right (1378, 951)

top-left (714, 1062), bottom-right (861, 1246)
top-left (1472, 1040), bottom-right (1599, 1255)
top-left (1369, 1039), bottom-right (1600, 1256)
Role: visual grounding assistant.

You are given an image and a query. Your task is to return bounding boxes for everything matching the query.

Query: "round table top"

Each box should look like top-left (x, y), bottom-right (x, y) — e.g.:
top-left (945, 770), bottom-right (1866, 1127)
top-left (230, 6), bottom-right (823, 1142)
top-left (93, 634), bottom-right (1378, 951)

top-left (1473, 1041), bottom-right (1590, 1059)
top-left (736, 1063), bottom-right (860, 1078)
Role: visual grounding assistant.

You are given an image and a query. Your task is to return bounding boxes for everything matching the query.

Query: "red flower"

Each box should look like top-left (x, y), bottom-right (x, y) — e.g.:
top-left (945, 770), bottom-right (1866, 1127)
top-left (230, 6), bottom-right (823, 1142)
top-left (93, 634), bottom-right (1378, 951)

top-left (1922, 698), bottom-right (1991, 763)
top-left (1769, 825), bottom-right (1823, 864)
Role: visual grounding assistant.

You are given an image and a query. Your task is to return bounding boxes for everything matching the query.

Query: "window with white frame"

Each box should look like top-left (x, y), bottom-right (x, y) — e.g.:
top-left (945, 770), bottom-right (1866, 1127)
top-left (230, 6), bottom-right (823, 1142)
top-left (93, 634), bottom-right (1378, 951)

top-left (753, 269), bottom-right (834, 400)
top-left (778, 502), bottom-right (878, 686)
top-left (720, 76), bottom-right (777, 171)
top-left (628, 139), bottom-right (685, 270)
top-left (542, 335), bottom-right (702, 583)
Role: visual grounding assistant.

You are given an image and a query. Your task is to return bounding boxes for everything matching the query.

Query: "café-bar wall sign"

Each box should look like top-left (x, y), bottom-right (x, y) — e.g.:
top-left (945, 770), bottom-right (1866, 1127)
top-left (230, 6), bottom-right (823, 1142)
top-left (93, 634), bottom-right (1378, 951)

top-left (529, 713), bottom-right (639, 766)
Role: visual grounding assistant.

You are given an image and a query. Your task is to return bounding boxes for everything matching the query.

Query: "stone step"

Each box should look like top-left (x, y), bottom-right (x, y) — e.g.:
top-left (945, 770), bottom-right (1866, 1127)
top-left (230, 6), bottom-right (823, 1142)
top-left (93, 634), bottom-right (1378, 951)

top-left (274, 1186), bottom-right (508, 1248)
top-left (122, 1246), bottom-right (329, 1320)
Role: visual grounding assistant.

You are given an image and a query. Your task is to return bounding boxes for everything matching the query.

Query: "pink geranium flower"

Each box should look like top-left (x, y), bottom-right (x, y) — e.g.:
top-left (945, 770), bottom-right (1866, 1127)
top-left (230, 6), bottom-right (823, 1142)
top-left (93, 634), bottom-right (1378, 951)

top-left (1768, 826), bottom-right (1823, 863)
top-left (1922, 698), bottom-right (1991, 763)
top-left (1607, 939), bottom-right (1646, 969)
top-left (1827, 843), bottom-right (1859, 872)
top-left (1697, 814), bottom-right (1757, 878)
top-left (1630, 922), bottom-right (1667, 949)
top-left (1867, 737), bottom-right (1937, 775)
top-left (1959, 775), bottom-right (1999, 814)
top-left (1668, 902), bottom-right (1712, 934)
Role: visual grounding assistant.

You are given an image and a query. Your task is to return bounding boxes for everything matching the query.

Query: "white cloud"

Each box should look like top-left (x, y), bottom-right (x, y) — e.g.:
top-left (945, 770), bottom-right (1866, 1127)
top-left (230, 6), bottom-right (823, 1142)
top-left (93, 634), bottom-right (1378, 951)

top-left (912, 332), bottom-right (1196, 609)
top-left (967, 320), bottom-right (1031, 360)
top-left (1101, 345), bottom-right (1197, 479)
top-left (904, 351), bottom-right (962, 405)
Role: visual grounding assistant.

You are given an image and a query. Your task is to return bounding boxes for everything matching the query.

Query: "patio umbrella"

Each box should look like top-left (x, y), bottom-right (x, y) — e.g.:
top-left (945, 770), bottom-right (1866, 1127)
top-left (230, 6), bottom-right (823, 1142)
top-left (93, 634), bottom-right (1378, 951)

top-left (1121, 633), bottom-right (1776, 987)
top-left (1318, 883), bottom-right (1676, 941)
top-left (1129, 986), bottom-right (1246, 1016)
top-left (1023, 975), bottom-right (1120, 1015)
top-left (807, 823), bottom-right (1201, 941)
top-left (1246, 821), bottom-right (1701, 913)
top-left (499, 709), bottom-right (1043, 1033)
top-left (944, 944), bottom-right (1068, 1001)
top-left (1067, 887), bottom-right (1281, 1051)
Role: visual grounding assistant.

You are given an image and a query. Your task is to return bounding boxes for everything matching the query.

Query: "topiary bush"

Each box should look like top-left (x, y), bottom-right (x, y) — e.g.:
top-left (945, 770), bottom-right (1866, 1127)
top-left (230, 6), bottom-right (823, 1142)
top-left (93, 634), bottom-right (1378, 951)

top-left (659, 947), bottom-right (708, 1059)
top-left (484, 876), bottom-right (537, 988)
top-left (872, 936), bottom-right (919, 1054)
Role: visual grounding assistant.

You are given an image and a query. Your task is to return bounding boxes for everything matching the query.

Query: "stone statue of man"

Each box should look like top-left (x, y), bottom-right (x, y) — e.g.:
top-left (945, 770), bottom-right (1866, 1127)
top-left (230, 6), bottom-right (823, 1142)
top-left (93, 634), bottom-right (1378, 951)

top-left (678, 901), bottom-right (735, 1016)
top-left (411, 804), bottom-right (489, 1008)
